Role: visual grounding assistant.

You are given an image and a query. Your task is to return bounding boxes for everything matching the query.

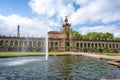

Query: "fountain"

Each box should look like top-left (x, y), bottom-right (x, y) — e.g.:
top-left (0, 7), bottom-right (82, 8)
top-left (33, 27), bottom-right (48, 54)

top-left (0, 56), bottom-right (120, 80)
top-left (17, 25), bottom-right (48, 60)
top-left (45, 34), bottom-right (48, 61)
top-left (0, 25), bottom-right (120, 80)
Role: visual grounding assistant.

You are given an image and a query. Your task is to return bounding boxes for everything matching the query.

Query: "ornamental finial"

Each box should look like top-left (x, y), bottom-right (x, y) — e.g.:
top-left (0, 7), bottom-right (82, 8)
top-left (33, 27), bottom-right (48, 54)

top-left (64, 16), bottom-right (68, 23)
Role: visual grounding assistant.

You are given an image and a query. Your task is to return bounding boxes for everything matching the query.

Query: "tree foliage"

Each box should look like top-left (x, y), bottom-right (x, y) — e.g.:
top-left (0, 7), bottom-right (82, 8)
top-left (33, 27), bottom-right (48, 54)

top-left (72, 30), bottom-right (82, 39)
top-left (72, 31), bottom-right (119, 40)
top-left (82, 32), bottom-right (114, 40)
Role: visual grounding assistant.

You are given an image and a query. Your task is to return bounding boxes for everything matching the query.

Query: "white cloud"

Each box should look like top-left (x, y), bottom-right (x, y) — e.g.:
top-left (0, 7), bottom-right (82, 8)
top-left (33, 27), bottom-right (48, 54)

top-left (29, 0), bottom-right (120, 25)
top-left (70, 0), bottom-right (120, 25)
top-left (79, 25), bottom-right (120, 38)
top-left (0, 14), bottom-right (51, 37)
top-left (29, 0), bottom-right (75, 20)
top-left (75, 0), bottom-right (93, 6)
top-left (1, 0), bottom-right (120, 38)
top-left (28, 0), bottom-right (120, 38)
top-left (49, 20), bottom-right (60, 27)
top-left (29, 0), bottom-right (61, 17)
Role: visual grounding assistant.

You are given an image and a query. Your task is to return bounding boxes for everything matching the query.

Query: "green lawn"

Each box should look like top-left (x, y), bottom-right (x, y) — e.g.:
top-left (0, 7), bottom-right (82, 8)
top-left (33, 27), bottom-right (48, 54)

top-left (0, 52), bottom-right (69, 57)
top-left (99, 53), bottom-right (120, 56)
top-left (0, 52), bottom-right (120, 57)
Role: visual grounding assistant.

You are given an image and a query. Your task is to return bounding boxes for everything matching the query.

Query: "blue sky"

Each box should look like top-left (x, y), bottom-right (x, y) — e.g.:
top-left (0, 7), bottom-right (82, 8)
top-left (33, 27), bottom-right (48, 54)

top-left (0, 0), bottom-right (120, 37)
top-left (0, 0), bottom-right (33, 17)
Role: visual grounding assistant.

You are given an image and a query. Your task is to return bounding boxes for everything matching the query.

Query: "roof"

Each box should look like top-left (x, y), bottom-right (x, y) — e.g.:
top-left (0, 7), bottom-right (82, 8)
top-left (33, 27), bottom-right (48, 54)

top-left (48, 31), bottom-right (60, 34)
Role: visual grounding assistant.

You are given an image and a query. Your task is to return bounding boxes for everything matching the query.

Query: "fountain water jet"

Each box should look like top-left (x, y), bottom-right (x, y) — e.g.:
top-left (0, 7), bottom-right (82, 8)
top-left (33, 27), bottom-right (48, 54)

top-left (45, 34), bottom-right (48, 61)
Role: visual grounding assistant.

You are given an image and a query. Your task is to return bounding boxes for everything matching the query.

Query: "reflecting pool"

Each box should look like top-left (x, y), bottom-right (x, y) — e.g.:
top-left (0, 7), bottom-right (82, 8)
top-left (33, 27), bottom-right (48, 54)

top-left (0, 56), bottom-right (120, 80)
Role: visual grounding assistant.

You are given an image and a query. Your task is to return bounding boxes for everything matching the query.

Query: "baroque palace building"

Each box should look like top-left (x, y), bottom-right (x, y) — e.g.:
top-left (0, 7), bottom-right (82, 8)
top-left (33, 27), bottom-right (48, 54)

top-left (0, 16), bottom-right (120, 52)
top-left (48, 16), bottom-right (120, 52)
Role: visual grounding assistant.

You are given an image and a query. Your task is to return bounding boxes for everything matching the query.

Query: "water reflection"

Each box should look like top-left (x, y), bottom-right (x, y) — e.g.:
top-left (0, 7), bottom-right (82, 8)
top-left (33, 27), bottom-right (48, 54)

top-left (0, 57), bottom-right (44, 66)
top-left (0, 56), bottom-right (120, 80)
top-left (47, 56), bottom-right (120, 80)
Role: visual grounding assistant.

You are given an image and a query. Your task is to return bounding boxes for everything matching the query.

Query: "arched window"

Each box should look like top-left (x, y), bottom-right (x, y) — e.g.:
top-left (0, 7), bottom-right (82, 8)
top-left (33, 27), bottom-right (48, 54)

top-left (113, 44), bottom-right (115, 48)
top-left (91, 43), bottom-right (94, 47)
top-left (24, 41), bottom-right (27, 46)
top-left (109, 44), bottom-right (111, 48)
top-left (76, 43), bottom-right (79, 48)
top-left (29, 41), bottom-right (32, 47)
top-left (0, 40), bottom-right (3, 46)
top-left (19, 41), bottom-right (23, 47)
top-left (95, 43), bottom-right (97, 47)
top-left (102, 43), bottom-right (104, 47)
top-left (51, 42), bottom-right (53, 48)
top-left (106, 44), bottom-right (108, 48)
top-left (33, 41), bottom-right (36, 47)
top-left (84, 43), bottom-right (86, 47)
top-left (88, 43), bottom-right (90, 47)
top-left (38, 42), bottom-right (41, 47)
top-left (116, 44), bottom-right (118, 48)
top-left (10, 41), bottom-right (13, 46)
top-left (41, 42), bottom-right (44, 47)
top-left (15, 41), bottom-right (18, 47)
top-left (80, 43), bottom-right (83, 48)
top-left (99, 43), bottom-right (101, 47)
top-left (55, 42), bottom-right (58, 47)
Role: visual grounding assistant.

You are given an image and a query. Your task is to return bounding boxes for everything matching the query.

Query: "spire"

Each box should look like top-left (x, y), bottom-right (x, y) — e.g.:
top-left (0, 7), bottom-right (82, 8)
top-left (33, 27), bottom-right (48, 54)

top-left (64, 16), bottom-right (68, 23)
top-left (17, 25), bottom-right (20, 37)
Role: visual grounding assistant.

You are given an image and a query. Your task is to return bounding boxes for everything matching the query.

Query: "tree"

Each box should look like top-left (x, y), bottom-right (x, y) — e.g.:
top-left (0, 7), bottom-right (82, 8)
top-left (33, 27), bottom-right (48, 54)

top-left (72, 30), bottom-right (82, 39)
top-left (72, 31), bottom-right (119, 41)
top-left (82, 32), bottom-right (114, 40)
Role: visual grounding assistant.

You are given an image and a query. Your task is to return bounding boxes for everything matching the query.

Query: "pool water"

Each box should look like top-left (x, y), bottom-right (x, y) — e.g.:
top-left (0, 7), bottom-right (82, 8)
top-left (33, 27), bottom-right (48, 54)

top-left (0, 56), bottom-right (120, 80)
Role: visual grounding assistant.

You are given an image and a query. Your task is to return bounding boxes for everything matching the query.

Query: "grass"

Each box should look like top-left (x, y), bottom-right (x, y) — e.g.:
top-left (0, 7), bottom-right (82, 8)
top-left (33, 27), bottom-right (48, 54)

top-left (0, 52), bottom-right (69, 57)
top-left (99, 53), bottom-right (120, 56)
top-left (0, 52), bottom-right (120, 57)
top-left (49, 52), bottom-right (68, 55)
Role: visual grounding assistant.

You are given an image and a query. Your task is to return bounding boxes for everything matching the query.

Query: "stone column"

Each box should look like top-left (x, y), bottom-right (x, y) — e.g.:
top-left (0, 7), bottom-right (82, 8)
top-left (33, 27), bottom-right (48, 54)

top-left (3, 40), bottom-right (5, 46)
top-left (58, 41), bottom-right (60, 51)
top-left (48, 42), bottom-right (50, 48)
top-left (83, 43), bottom-right (84, 48)
top-left (86, 43), bottom-right (88, 48)
top-left (13, 40), bottom-right (15, 46)
top-left (108, 43), bottom-right (110, 48)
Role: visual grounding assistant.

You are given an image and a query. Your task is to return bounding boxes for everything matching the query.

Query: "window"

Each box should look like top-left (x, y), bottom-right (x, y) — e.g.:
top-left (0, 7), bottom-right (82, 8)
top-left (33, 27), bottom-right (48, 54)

top-left (91, 43), bottom-right (94, 47)
top-left (38, 42), bottom-right (41, 47)
top-left (51, 42), bottom-right (53, 48)
top-left (102, 44), bottom-right (104, 47)
top-left (0, 40), bottom-right (3, 46)
top-left (95, 43), bottom-right (97, 47)
top-left (84, 43), bottom-right (86, 47)
top-left (88, 43), bottom-right (90, 47)
top-left (113, 44), bottom-right (115, 48)
top-left (24, 41), bottom-right (27, 46)
top-left (15, 41), bottom-right (18, 47)
top-left (29, 41), bottom-right (32, 47)
top-left (55, 42), bottom-right (58, 47)
top-left (19, 41), bottom-right (23, 47)
top-left (5, 40), bottom-right (8, 46)
top-left (33, 41), bottom-right (36, 47)
top-left (76, 43), bottom-right (79, 48)
top-left (116, 44), bottom-right (118, 48)
top-left (109, 44), bottom-right (111, 48)
top-left (10, 41), bottom-right (13, 46)
top-left (80, 43), bottom-right (83, 48)
top-left (106, 44), bottom-right (108, 48)
top-left (99, 43), bottom-right (101, 47)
